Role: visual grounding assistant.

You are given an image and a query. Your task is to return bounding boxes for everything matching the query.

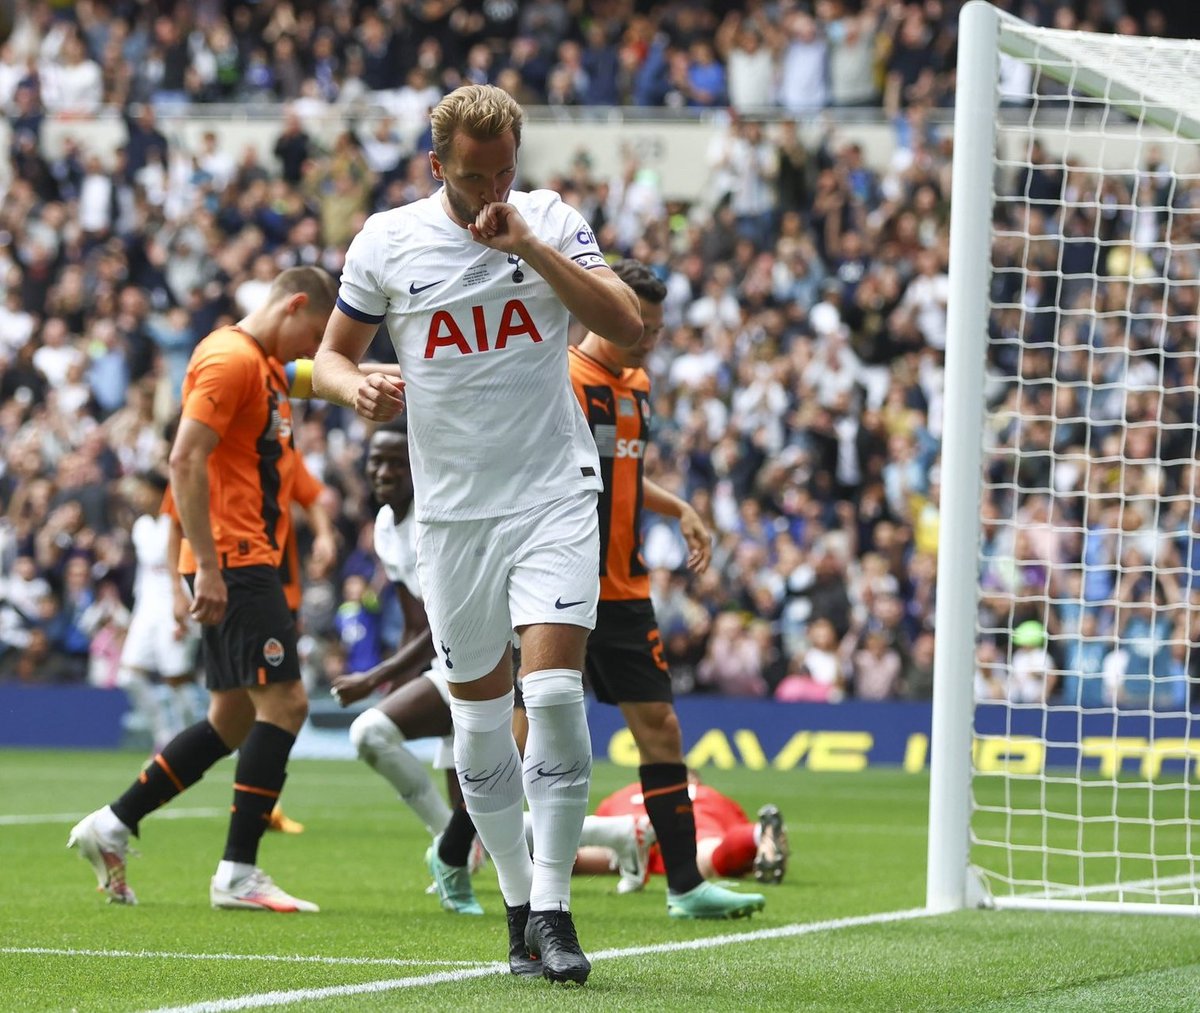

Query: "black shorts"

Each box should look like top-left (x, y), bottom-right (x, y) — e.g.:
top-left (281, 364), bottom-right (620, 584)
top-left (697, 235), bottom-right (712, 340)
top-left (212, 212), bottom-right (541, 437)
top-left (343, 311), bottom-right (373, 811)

top-left (585, 599), bottom-right (673, 706)
top-left (188, 564), bottom-right (301, 691)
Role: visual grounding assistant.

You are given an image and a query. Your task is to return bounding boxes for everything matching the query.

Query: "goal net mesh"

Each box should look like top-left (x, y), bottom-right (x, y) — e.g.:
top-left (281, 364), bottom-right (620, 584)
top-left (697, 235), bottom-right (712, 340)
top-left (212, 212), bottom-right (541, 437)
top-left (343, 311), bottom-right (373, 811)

top-left (971, 19), bottom-right (1200, 908)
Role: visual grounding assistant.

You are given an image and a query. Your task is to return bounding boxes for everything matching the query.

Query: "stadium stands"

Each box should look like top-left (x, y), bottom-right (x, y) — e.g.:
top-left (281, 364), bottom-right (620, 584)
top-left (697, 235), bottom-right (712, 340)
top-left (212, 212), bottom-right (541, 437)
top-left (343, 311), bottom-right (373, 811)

top-left (0, 0), bottom-right (1191, 712)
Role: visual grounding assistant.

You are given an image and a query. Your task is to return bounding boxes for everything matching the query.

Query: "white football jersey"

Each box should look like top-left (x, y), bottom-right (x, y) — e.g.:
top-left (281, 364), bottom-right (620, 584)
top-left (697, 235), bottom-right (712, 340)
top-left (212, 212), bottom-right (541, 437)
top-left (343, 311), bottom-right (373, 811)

top-left (373, 504), bottom-right (420, 598)
top-left (131, 514), bottom-right (178, 613)
top-left (338, 189), bottom-right (605, 522)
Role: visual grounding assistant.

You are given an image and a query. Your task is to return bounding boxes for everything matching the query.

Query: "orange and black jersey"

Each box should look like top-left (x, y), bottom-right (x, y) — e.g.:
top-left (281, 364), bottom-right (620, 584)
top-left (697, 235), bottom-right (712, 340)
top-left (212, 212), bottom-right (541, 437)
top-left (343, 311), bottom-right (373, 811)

top-left (177, 325), bottom-right (300, 574)
top-left (569, 346), bottom-right (652, 601)
top-left (165, 456), bottom-right (322, 613)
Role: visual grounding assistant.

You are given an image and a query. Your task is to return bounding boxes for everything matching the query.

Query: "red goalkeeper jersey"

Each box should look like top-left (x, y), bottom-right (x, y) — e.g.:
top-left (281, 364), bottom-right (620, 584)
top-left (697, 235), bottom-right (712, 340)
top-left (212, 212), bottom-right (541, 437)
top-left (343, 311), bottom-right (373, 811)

top-left (595, 781), bottom-right (751, 874)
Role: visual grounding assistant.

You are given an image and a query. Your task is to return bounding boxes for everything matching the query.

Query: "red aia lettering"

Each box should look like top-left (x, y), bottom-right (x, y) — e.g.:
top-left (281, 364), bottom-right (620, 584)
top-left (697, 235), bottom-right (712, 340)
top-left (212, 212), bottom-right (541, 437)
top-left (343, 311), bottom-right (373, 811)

top-left (425, 311), bottom-right (471, 356)
top-left (424, 300), bottom-right (543, 358)
top-left (494, 299), bottom-right (540, 349)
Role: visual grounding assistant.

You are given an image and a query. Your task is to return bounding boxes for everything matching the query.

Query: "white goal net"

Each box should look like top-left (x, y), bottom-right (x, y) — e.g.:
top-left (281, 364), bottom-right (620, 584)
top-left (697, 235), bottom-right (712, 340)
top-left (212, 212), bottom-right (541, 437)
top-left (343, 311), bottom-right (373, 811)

top-left (929, 2), bottom-right (1200, 915)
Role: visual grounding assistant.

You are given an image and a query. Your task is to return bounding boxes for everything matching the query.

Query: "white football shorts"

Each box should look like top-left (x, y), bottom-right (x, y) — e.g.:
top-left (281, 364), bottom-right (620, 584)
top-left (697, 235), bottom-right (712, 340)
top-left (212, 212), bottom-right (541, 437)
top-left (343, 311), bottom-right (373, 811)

top-left (419, 665), bottom-right (456, 770)
top-left (120, 607), bottom-right (199, 678)
top-left (416, 490), bottom-right (600, 683)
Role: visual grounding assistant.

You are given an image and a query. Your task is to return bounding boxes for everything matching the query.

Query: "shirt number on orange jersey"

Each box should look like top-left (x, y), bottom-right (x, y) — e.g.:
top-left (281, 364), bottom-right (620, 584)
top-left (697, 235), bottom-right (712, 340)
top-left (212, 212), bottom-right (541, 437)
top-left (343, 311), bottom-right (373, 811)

top-left (647, 628), bottom-right (668, 672)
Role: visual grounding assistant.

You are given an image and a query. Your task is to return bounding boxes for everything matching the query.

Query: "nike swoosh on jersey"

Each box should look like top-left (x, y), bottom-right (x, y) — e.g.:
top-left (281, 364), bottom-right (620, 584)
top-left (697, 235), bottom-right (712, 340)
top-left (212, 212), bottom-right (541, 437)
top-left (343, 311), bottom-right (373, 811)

top-left (555, 597), bottom-right (587, 609)
top-left (409, 280), bottom-right (445, 295)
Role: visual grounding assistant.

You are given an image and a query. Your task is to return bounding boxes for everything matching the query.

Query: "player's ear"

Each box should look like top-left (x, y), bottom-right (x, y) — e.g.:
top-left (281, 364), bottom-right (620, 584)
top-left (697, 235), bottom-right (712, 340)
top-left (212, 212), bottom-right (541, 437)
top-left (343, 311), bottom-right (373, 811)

top-left (429, 151), bottom-right (443, 181)
top-left (287, 291), bottom-right (309, 315)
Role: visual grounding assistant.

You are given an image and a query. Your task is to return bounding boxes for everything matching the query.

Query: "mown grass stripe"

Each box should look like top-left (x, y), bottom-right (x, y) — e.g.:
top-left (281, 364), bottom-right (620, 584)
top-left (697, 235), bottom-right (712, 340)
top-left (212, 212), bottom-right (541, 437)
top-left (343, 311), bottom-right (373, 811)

top-left (141, 908), bottom-right (934, 1012)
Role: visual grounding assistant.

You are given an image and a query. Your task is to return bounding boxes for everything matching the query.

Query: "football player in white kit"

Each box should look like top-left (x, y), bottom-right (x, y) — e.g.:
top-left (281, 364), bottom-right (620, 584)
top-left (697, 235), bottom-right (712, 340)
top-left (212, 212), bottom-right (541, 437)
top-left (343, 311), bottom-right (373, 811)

top-left (330, 419), bottom-right (656, 917)
top-left (313, 84), bottom-right (642, 986)
top-left (119, 471), bottom-right (203, 751)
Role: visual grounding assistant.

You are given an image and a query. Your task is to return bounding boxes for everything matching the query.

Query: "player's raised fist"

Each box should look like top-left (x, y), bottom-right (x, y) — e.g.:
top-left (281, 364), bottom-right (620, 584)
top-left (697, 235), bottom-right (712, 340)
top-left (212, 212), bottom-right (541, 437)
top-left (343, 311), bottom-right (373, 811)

top-left (355, 371), bottom-right (405, 422)
top-left (468, 203), bottom-right (531, 254)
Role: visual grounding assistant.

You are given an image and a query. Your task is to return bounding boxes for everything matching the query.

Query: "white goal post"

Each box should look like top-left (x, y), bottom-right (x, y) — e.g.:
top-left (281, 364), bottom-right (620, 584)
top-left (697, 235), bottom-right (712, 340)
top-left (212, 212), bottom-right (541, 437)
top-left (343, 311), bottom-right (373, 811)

top-left (929, 1), bottom-right (1200, 915)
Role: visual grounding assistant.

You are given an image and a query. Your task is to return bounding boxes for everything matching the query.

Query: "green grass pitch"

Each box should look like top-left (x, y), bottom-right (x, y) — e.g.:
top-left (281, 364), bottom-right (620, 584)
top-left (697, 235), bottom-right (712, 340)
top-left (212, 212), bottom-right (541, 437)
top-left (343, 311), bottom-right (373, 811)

top-left (4, 749), bottom-right (1200, 1011)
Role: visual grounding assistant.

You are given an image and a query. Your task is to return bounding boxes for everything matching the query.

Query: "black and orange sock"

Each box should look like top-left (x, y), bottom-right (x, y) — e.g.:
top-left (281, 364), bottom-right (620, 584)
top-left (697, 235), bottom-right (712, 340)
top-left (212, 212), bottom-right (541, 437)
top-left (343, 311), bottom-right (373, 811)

top-left (640, 762), bottom-right (704, 895)
top-left (111, 720), bottom-right (231, 835)
top-left (711, 824), bottom-right (757, 878)
top-left (438, 804), bottom-right (477, 867)
top-left (223, 721), bottom-right (296, 865)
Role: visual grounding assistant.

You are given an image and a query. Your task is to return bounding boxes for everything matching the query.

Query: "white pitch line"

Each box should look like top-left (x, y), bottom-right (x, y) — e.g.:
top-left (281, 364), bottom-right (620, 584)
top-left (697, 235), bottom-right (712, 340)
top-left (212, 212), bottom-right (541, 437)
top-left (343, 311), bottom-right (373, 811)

top-left (587, 906), bottom-right (932, 959)
top-left (0, 808), bottom-right (225, 826)
top-left (1026, 871), bottom-right (1200, 901)
top-left (140, 966), bottom-right (508, 1013)
top-left (142, 907), bottom-right (934, 1013)
top-left (1, 947), bottom-right (491, 969)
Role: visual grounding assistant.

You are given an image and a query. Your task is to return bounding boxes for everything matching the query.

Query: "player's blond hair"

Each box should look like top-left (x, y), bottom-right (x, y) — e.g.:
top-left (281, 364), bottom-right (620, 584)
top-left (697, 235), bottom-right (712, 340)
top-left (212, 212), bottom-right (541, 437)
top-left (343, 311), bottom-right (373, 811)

top-left (268, 266), bottom-right (338, 316)
top-left (430, 84), bottom-right (524, 163)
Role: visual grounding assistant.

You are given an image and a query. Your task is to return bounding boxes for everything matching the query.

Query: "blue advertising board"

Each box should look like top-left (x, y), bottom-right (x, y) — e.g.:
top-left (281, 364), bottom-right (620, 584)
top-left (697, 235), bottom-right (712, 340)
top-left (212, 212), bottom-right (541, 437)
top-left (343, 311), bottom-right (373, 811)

top-left (588, 697), bottom-right (1200, 779)
top-left (0, 685), bottom-right (131, 749)
top-left (3, 686), bottom-right (1198, 781)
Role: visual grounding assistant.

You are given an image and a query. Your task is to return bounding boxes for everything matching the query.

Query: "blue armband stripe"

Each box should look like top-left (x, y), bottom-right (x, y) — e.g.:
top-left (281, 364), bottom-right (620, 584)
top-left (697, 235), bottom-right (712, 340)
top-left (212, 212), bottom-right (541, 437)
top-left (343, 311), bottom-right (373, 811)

top-left (336, 297), bottom-right (386, 324)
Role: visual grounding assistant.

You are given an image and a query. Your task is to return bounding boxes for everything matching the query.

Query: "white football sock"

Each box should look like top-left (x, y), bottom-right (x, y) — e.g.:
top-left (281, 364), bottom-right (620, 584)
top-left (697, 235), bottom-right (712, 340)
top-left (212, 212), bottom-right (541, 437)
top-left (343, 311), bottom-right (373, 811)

top-left (449, 690), bottom-right (532, 907)
top-left (350, 709), bottom-right (451, 836)
top-left (521, 669), bottom-right (591, 912)
top-left (96, 804), bottom-right (131, 840)
top-left (213, 860), bottom-right (255, 890)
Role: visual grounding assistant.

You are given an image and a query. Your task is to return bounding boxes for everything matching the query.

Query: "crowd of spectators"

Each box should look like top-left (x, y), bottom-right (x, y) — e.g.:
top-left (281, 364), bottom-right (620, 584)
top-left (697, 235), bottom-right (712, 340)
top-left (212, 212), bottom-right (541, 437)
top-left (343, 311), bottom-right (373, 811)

top-left (0, 1), bottom-right (1182, 120)
top-left (0, 0), bottom-right (1196, 715)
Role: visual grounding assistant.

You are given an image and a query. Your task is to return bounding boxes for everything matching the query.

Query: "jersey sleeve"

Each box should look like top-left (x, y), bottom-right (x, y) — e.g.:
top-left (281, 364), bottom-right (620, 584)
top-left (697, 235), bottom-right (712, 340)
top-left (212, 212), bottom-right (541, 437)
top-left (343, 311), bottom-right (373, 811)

top-left (538, 190), bottom-right (607, 270)
top-left (292, 453), bottom-right (323, 509)
top-left (337, 214), bottom-right (389, 324)
top-left (181, 345), bottom-right (256, 439)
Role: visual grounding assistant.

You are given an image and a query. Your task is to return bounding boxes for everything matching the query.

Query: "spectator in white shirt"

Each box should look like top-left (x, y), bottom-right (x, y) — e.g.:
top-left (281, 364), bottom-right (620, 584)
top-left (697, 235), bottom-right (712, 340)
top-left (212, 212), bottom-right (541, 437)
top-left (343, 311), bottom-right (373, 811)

top-left (0, 41), bottom-right (25, 108)
top-left (385, 66), bottom-right (442, 128)
top-left (234, 254), bottom-right (278, 315)
top-left (717, 19), bottom-right (775, 112)
top-left (896, 248), bottom-right (949, 351)
top-left (686, 265), bottom-right (742, 333)
top-left (828, 4), bottom-right (881, 107)
top-left (1008, 620), bottom-right (1056, 703)
top-left (357, 116), bottom-right (406, 177)
top-left (777, 11), bottom-right (828, 116)
top-left (196, 131), bottom-right (236, 192)
top-left (40, 34), bottom-right (102, 114)
top-left (32, 318), bottom-right (85, 389)
top-left (802, 326), bottom-right (861, 410)
top-left (0, 289), bottom-right (35, 361)
top-left (727, 120), bottom-right (779, 249)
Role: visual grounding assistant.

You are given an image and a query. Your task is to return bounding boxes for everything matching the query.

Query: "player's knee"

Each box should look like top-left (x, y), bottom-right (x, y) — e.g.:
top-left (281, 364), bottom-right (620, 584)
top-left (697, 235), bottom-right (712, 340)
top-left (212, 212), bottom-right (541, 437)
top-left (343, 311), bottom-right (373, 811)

top-left (449, 689), bottom-right (514, 732)
top-left (349, 708), bottom-right (403, 760)
top-left (521, 669), bottom-right (584, 709)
